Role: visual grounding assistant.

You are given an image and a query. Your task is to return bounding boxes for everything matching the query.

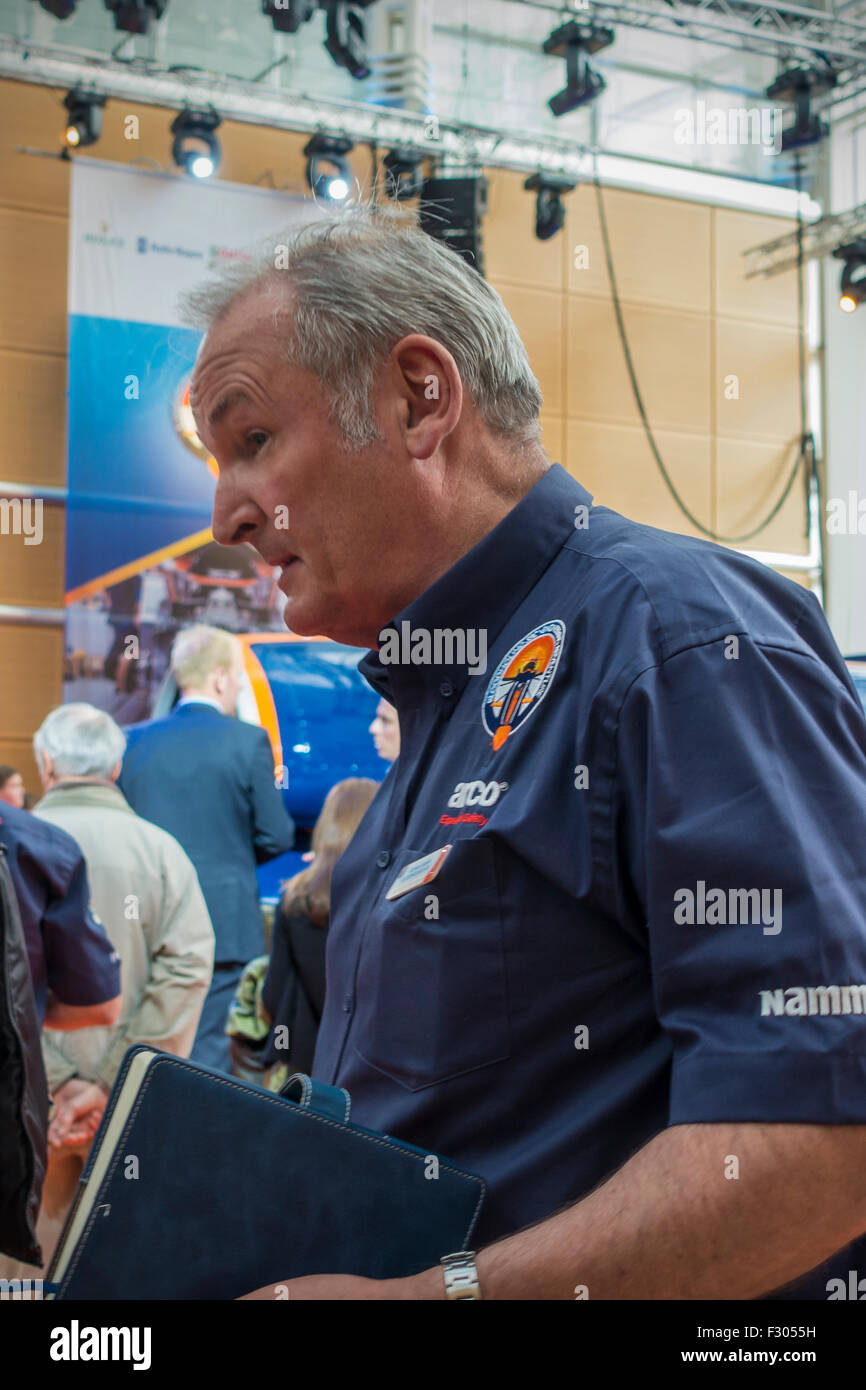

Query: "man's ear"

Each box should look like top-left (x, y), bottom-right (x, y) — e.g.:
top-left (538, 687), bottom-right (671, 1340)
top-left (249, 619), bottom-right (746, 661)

top-left (389, 335), bottom-right (463, 461)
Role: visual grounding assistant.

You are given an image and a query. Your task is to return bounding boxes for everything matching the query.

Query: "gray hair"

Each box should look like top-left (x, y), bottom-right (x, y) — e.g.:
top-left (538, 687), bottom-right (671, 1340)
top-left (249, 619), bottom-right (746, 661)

top-left (180, 203), bottom-right (543, 450)
top-left (171, 623), bottom-right (240, 691)
top-left (34, 703), bottom-right (126, 780)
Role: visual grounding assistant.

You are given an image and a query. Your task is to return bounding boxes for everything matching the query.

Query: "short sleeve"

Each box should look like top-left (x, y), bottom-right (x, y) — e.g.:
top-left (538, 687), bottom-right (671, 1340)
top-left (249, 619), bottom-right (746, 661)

top-left (43, 854), bottom-right (122, 1006)
top-left (614, 633), bottom-right (866, 1125)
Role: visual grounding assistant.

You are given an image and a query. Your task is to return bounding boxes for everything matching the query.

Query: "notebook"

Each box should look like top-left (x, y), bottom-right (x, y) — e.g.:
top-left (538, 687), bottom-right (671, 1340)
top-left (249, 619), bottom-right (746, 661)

top-left (48, 1046), bottom-right (486, 1299)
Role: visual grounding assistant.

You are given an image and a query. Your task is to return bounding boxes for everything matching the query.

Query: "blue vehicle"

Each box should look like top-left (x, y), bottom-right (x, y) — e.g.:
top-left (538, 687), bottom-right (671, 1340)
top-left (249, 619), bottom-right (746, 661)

top-left (152, 633), bottom-right (385, 905)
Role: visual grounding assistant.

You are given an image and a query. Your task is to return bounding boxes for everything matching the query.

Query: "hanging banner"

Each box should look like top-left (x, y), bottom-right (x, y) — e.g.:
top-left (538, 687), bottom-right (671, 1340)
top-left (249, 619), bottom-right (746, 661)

top-left (65, 158), bottom-right (314, 721)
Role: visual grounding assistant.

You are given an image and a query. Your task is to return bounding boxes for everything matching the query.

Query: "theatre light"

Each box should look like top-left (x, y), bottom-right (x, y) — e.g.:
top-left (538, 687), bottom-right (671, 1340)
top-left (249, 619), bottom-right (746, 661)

top-left (63, 89), bottom-right (106, 150)
top-left (382, 148), bottom-right (423, 201)
top-left (171, 109), bottom-right (222, 179)
top-left (524, 173), bottom-right (576, 241)
top-left (833, 241), bottom-right (866, 313)
top-left (304, 134), bottom-right (353, 201)
top-left (323, 1), bottom-right (378, 80)
top-left (38, 0), bottom-right (79, 17)
top-left (543, 20), bottom-right (613, 117)
top-left (104, 0), bottom-right (168, 34)
top-left (766, 65), bottom-right (836, 154)
top-left (262, 0), bottom-right (315, 32)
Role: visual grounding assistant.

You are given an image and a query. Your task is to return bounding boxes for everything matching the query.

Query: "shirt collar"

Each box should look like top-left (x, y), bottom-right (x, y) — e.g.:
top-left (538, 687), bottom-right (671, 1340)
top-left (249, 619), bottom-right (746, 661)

top-left (359, 463), bottom-right (592, 706)
top-left (37, 780), bottom-right (133, 813)
top-left (176, 696), bottom-right (225, 714)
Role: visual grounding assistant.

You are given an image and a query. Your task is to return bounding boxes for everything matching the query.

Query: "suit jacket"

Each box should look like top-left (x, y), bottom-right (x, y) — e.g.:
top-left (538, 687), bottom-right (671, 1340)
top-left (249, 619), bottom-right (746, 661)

top-left (119, 704), bottom-right (295, 965)
top-left (35, 781), bottom-right (215, 1093)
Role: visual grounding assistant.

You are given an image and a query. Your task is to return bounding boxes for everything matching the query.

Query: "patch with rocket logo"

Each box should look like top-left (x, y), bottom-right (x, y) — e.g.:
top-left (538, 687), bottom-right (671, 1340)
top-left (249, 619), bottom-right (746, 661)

top-left (482, 620), bottom-right (566, 751)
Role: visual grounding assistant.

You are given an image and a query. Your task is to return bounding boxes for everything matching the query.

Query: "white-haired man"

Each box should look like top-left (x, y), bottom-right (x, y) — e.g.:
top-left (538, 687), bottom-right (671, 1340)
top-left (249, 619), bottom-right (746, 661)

top-left (185, 210), bottom-right (866, 1301)
top-left (28, 702), bottom-right (215, 1271)
top-left (119, 625), bottom-right (295, 1071)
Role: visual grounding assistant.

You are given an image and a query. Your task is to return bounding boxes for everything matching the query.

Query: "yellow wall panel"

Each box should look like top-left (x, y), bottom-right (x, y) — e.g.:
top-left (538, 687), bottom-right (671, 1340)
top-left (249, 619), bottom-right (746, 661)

top-left (567, 186), bottom-right (712, 314)
top-left (0, 206), bottom-right (67, 353)
top-left (714, 207), bottom-right (798, 326)
top-left (565, 418), bottom-right (713, 539)
top-left (567, 294), bottom-right (711, 433)
top-left (715, 319), bottom-right (801, 443)
top-left (715, 438), bottom-right (809, 554)
top-left (0, 626), bottom-right (64, 738)
top-left (496, 282), bottom-right (564, 416)
top-left (0, 348), bottom-right (67, 486)
top-left (0, 504), bottom-right (65, 605)
top-left (0, 81), bottom-right (71, 215)
top-left (539, 414), bottom-right (563, 464)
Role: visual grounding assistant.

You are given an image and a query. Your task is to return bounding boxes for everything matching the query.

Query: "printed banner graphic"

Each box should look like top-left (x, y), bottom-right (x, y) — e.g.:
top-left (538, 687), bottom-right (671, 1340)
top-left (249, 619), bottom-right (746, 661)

top-left (65, 159), bottom-right (313, 721)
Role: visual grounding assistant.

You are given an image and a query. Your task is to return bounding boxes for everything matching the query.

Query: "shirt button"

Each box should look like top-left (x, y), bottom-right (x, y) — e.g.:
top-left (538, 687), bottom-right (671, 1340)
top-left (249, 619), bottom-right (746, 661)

top-left (439, 680), bottom-right (454, 698)
top-left (342, 992), bottom-right (354, 1013)
top-left (376, 850), bottom-right (391, 868)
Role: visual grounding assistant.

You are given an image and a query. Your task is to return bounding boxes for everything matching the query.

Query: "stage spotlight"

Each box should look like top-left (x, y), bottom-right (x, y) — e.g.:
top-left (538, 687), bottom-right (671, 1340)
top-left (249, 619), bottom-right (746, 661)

top-left (766, 65), bottom-right (836, 153)
top-left (38, 0), bottom-right (79, 18)
top-left (543, 20), bottom-right (613, 117)
top-left (171, 109), bottom-right (221, 179)
top-left (524, 173), bottom-right (576, 241)
top-left (323, 1), bottom-right (377, 80)
top-left (833, 241), bottom-right (866, 313)
top-left (104, 0), bottom-right (168, 34)
top-left (304, 134), bottom-right (353, 201)
top-left (383, 148), bottom-right (423, 201)
top-left (262, 0), bottom-right (315, 32)
top-left (63, 89), bottom-right (106, 150)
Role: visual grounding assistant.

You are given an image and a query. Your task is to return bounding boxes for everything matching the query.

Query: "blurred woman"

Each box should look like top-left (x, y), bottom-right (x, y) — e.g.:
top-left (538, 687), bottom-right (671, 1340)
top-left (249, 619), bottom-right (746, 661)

top-left (0, 765), bottom-right (25, 809)
top-left (261, 776), bottom-right (379, 1085)
top-left (368, 698), bottom-right (400, 763)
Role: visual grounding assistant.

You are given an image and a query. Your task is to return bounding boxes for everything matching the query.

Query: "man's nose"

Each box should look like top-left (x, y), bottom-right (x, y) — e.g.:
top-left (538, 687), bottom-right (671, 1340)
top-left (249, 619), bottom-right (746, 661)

top-left (211, 474), bottom-right (263, 547)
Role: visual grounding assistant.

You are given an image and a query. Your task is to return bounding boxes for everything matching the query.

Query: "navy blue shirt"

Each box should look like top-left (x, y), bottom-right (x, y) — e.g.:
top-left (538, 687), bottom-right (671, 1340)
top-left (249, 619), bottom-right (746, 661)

top-left (0, 801), bottom-right (121, 1025)
top-left (313, 463), bottom-right (866, 1300)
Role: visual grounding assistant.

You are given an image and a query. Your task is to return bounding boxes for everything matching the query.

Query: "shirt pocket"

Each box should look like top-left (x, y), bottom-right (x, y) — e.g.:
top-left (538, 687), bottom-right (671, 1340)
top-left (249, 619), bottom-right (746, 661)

top-left (353, 837), bottom-right (511, 1091)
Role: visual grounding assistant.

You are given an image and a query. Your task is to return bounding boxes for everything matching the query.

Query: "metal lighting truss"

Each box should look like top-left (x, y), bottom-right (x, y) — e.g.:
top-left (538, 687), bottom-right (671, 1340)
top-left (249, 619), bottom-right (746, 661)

top-left (514, 0), bottom-right (866, 106)
top-left (744, 198), bottom-right (866, 275)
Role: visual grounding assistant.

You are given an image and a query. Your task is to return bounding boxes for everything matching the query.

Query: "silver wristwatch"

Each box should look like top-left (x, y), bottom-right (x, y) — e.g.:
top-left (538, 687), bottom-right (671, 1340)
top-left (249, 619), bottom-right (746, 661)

top-left (440, 1250), bottom-right (482, 1300)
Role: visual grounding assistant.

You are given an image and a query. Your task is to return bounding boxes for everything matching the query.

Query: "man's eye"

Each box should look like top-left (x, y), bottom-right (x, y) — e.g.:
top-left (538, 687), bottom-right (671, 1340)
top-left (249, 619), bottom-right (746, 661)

top-left (244, 431), bottom-right (269, 454)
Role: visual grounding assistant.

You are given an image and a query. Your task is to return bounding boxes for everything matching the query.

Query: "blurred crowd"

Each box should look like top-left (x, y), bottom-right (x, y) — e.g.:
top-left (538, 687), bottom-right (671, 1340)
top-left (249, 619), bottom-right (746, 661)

top-left (0, 623), bottom-right (397, 1281)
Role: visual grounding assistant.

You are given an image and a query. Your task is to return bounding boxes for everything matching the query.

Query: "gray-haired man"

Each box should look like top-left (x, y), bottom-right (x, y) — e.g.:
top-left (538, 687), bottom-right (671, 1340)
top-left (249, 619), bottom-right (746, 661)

top-left (185, 209), bottom-right (866, 1301)
top-left (30, 703), bottom-right (215, 1271)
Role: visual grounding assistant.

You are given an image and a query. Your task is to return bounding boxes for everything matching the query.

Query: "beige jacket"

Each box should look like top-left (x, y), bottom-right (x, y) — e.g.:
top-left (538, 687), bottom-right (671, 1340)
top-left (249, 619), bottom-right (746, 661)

top-left (35, 780), bottom-right (215, 1093)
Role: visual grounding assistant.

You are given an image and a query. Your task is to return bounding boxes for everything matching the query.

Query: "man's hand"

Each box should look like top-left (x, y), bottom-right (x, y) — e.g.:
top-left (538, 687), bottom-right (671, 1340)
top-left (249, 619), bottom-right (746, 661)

top-left (238, 1268), bottom-right (443, 1300)
top-left (49, 1078), bottom-right (108, 1149)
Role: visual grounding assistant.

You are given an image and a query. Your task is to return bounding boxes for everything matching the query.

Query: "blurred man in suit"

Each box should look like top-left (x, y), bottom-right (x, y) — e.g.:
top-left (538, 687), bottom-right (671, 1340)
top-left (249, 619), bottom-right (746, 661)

top-left (120, 625), bottom-right (295, 1071)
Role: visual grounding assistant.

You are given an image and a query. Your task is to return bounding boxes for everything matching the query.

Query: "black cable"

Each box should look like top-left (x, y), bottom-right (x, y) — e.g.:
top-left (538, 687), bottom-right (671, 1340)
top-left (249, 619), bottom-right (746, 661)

top-left (592, 162), bottom-right (809, 545)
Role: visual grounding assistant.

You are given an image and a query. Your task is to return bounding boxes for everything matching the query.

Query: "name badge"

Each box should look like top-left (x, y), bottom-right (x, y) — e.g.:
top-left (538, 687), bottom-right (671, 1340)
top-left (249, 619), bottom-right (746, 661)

top-left (385, 845), bottom-right (452, 901)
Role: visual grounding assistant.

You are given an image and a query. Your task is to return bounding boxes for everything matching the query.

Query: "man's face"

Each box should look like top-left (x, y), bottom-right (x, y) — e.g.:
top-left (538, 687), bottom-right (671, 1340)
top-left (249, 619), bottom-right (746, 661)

top-left (191, 288), bottom-right (424, 647)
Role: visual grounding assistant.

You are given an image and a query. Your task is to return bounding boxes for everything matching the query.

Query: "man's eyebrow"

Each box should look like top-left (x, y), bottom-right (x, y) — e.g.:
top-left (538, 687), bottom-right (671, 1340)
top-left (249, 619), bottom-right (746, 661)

top-left (207, 389), bottom-right (252, 429)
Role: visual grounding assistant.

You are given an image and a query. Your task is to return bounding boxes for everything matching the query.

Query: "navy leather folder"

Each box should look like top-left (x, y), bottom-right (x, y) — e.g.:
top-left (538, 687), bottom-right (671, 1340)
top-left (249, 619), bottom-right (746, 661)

top-left (47, 1046), bottom-right (486, 1300)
